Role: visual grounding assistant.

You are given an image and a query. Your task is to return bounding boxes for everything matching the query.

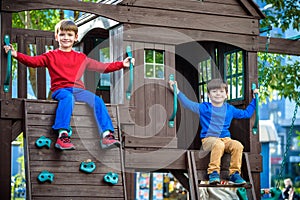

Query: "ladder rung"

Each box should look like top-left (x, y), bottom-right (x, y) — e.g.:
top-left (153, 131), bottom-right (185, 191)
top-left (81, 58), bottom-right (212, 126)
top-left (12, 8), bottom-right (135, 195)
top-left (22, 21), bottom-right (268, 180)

top-left (198, 183), bottom-right (252, 189)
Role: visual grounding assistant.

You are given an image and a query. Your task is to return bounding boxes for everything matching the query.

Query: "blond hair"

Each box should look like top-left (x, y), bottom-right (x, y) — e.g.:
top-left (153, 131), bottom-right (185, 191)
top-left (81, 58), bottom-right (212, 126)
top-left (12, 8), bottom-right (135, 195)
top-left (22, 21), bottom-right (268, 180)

top-left (55, 19), bottom-right (78, 37)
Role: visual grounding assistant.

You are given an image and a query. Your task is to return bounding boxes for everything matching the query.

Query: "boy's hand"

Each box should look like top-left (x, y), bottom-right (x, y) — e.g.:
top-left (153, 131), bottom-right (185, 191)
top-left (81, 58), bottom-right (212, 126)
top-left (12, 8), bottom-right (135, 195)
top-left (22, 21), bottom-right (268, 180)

top-left (3, 44), bottom-right (17, 57)
top-left (123, 57), bottom-right (135, 68)
top-left (253, 88), bottom-right (259, 98)
top-left (168, 80), bottom-right (178, 93)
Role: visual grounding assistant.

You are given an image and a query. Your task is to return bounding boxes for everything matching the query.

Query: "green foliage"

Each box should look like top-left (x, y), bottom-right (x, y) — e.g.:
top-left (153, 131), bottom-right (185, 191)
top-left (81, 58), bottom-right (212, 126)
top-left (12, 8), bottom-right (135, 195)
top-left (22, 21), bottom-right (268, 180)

top-left (13, 10), bottom-right (60, 31)
top-left (258, 52), bottom-right (300, 103)
top-left (260, 0), bottom-right (300, 32)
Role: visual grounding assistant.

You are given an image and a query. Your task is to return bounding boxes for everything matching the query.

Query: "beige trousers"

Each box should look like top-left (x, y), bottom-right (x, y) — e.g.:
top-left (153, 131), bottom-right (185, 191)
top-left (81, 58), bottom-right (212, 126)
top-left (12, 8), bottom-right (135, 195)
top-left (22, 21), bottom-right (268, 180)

top-left (201, 137), bottom-right (244, 175)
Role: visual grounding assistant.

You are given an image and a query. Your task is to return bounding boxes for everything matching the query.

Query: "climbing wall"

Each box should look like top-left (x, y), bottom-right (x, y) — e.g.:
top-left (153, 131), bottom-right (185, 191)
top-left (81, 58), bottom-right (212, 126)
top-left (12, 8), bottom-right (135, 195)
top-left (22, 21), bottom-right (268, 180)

top-left (24, 100), bottom-right (126, 200)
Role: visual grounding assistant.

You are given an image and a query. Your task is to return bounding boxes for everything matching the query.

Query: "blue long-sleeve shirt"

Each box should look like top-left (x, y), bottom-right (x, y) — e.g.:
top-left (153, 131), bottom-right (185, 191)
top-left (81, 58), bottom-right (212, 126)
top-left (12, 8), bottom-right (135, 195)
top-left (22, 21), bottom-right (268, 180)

top-left (177, 92), bottom-right (256, 138)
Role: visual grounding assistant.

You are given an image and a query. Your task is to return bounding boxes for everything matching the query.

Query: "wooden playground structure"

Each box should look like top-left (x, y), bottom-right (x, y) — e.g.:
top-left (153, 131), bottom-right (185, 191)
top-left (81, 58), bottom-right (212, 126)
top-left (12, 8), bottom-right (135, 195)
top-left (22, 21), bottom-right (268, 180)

top-left (1, 0), bottom-right (300, 199)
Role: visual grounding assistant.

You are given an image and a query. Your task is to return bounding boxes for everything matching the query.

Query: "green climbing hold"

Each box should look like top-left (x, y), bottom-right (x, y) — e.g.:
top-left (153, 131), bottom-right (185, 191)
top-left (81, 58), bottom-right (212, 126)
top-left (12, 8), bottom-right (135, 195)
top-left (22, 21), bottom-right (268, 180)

top-left (104, 172), bottom-right (118, 185)
top-left (35, 136), bottom-right (52, 148)
top-left (37, 170), bottom-right (54, 183)
top-left (80, 160), bottom-right (96, 173)
top-left (237, 187), bottom-right (248, 200)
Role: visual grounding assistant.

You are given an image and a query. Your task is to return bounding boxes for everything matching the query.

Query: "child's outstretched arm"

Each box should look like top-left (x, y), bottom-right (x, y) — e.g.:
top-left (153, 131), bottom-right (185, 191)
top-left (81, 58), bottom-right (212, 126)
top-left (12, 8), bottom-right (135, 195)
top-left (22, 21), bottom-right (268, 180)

top-left (3, 44), bottom-right (17, 57)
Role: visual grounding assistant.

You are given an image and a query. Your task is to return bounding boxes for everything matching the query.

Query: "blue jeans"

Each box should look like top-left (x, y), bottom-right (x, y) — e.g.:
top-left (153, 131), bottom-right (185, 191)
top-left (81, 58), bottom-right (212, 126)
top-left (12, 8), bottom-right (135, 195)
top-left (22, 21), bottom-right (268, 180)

top-left (51, 87), bottom-right (114, 135)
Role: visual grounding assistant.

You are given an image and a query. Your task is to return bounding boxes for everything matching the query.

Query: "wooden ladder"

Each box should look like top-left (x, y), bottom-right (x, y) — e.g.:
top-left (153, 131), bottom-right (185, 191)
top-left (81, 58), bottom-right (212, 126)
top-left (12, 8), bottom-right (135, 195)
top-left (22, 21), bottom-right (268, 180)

top-left (24, 99), bottom-right (127, 200)
top-left (187, 150), bottom-right (257, 200)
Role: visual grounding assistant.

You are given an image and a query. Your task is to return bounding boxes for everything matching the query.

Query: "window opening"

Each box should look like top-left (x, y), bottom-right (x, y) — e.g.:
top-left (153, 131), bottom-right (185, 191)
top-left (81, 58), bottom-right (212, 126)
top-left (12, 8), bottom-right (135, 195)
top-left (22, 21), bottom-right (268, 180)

top-left (224, 50), bottom-right (244, 101)
top-left (144, 49), bottom-right (165, 79)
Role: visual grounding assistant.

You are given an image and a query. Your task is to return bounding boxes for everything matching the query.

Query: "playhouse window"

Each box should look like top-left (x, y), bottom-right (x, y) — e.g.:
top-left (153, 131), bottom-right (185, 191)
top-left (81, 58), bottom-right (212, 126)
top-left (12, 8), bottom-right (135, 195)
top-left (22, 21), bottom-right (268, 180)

top-left (198, 58), bottom-right (213, 102)
top-left (97, 47), bottom-right (111, 90)
top-left (224, 50), bottom-right (244, 101)
top-left (144, 50), bottom-right (165, 79)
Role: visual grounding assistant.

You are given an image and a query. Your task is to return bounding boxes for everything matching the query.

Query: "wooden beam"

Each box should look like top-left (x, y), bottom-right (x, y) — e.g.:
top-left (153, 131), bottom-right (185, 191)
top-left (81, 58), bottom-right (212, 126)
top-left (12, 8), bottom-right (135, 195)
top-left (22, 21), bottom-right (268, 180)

top-left (0, 12), bottom-right (12, 99)
top-left (2, 0), bottom-right (259, 36)
top-left (0, 99), bottom-right (23, 119)
top-left (12, 120), bottom-right (23, 141)
top-left (0, 119), bottom-right (12, 199)
top-left (238, 0), bottom-right (265, 19)
top-left (258, 36), bottom-right (300, 56)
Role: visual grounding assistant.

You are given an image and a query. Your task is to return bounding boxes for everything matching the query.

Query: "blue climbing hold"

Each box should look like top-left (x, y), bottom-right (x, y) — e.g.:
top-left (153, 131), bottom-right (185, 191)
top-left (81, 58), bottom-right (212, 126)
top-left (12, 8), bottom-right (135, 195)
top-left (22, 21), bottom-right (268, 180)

top-left (35, 136), bottom-right (52, 148)
top-left (37, 170), bottom-right (54, 183)
top-left (104, 172), bottom-right (118, 185)
top-left (80, 160), bottom-right (96, 173)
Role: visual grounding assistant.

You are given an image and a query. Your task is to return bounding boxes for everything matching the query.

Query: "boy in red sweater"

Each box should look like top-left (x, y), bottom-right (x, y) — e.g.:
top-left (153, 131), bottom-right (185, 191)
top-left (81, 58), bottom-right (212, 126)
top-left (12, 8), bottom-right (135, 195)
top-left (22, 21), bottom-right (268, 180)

top-left (4, 19), bottom-right (135, 150)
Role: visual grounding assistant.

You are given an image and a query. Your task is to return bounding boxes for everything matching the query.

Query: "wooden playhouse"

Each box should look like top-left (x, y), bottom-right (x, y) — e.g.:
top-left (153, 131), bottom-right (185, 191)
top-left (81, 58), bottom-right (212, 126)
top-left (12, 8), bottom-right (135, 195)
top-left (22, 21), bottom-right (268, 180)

top-left (1, 0), bottom-right (300, 199)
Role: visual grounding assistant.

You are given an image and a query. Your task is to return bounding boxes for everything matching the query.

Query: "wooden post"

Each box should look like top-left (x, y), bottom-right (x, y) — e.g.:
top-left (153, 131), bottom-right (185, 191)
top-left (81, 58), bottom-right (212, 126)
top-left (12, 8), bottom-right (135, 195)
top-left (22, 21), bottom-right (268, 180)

top-left (0, 119), bottom-right (12, 199)
top-left (1, 12), bottom-right (12, 99)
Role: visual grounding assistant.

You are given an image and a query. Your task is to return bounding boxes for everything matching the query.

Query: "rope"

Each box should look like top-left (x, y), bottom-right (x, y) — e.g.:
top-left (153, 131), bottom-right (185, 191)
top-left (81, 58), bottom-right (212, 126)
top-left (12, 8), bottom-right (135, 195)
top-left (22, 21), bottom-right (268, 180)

top-left (258, 31), bottom-right (300, 189)
top-left (276, 95), bottom-right (299, 188)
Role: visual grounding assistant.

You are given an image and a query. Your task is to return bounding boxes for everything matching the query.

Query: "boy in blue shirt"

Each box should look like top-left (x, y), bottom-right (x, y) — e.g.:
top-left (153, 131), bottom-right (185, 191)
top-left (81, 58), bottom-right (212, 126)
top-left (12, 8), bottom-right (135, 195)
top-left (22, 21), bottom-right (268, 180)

top-left (169, 78), bottom-right (259, 185)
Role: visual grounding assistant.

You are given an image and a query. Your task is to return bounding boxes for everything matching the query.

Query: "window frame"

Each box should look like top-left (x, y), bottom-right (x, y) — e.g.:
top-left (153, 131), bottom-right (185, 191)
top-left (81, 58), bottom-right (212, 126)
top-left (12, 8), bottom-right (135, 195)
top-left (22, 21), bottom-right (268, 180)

top-left (144, 49), bottom-right (165, 80)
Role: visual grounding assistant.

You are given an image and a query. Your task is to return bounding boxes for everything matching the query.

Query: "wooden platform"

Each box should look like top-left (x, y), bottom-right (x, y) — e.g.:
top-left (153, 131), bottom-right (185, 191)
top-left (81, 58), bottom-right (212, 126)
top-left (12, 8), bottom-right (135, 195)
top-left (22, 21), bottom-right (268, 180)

top-left (23, 100), bottom-right (126, 200)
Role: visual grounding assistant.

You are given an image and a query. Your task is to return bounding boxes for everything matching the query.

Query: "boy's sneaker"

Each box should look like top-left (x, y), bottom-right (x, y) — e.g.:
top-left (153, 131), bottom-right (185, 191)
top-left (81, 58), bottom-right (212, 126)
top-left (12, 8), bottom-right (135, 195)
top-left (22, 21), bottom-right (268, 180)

top-left (229, 171), bottom-right (246, 185)
top-left (208, 171), bottom-right (220, 185)
top-left (55, 133), bottom-right (75, 150)
top-left (100, 132), bottom-right (120, 149)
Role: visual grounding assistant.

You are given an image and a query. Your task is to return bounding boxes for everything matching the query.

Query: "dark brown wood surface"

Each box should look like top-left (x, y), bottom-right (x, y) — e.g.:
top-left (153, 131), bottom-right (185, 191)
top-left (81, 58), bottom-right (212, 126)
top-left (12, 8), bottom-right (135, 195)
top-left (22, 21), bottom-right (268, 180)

top-left (23, 100), bottom-right (125, 199)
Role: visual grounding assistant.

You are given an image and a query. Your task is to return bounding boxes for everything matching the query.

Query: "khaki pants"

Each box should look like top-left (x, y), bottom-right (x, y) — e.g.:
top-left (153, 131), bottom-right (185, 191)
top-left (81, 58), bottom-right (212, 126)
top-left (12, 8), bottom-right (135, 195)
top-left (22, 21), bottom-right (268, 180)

top-left (201, 137), bottom-right (244, 175)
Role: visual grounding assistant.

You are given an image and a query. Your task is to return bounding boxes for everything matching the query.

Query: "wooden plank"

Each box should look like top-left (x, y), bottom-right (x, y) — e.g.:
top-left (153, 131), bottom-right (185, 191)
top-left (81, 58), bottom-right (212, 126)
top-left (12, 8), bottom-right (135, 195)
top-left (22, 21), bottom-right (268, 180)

top-left (25, 100), bottom-right (118, 117)
top-left (27, 126), bottom-right (118, 139)
top-left (247, 153), bottom-right (262, 172)
top-left (2, 0), bottom-right (259, 35)
top-left (132, 42), bottom-right (146, 137)
top-left (124, 24), bottom-right (258, 53)
top-left (122, 0), bottom-right (248, 17)
top-left (31, 185), bottom-right (125, 198)
top-left (198, 183), bottom-right (252, 188)
top-left (17, 34), bottom-right (28, 98)
top-left (258, 36), bottom-right (300, 56)
top-left (0, 99), bottom-right (23, 119)
top-left (12, 120), bottom-right (23, 141)
top-left (29, 160), bottom-right (122, 174)
top-left (30, 171), bottom-right (123, 185)
top-left (0, 12), bottom-right (12, 99)
top-left (36, 37), bottom-right (47, 99)
top-left (0, 119), bottom-right (12, 200)
top-left (238, 0), bottom-right (265, 18)
top-left (123, 134), bottom-right (177, 148)
top-left (125, 149), bottom-right (187, 170)
top-left (12, 28), bottom-right (55, 43)
top-left (164, 45), bottom-right (176, 138)
top-left (187, 151), bottom-right (199, 200)
top-left (243, 152), bottom-right (257, 200)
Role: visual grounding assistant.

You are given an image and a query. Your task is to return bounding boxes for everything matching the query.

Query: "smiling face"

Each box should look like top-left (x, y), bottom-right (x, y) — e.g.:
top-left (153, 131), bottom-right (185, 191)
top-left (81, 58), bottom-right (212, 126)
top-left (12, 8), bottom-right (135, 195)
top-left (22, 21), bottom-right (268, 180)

top-left (54, 20), bottom-right (78, 52)
top-left (207, 79), bottom-right (228, 107)
top-left (55, 30), bottom-right (78, 52)
top-left (208, 88), bottom-right (227, 107)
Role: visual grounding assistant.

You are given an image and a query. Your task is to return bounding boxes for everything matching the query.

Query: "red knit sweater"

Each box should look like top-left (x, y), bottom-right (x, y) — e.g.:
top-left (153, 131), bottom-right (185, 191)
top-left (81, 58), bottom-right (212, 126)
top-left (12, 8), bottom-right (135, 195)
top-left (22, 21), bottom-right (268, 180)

top-left (16, 49), bottom-right (124, 92)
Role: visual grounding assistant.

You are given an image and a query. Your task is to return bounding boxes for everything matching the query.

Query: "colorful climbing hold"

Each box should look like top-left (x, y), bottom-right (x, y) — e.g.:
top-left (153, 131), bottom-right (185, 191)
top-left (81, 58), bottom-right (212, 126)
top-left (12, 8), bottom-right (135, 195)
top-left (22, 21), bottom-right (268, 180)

top-left (79, 159), bottom-right (96, 173)
top-left (37, 170), bottom-right (54, 183)
top-left (104, 172), bottom-right (119, 185)
top-left (35, 136), bottom-right (52, 148)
